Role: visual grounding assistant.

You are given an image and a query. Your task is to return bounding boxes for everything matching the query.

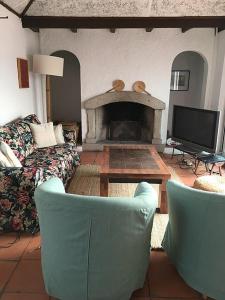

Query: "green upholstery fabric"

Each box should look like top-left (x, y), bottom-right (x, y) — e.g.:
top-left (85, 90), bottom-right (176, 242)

top-left (34, 177), bottom-right (157, 300)
top-left (162, 180), bottom-right (225, 300)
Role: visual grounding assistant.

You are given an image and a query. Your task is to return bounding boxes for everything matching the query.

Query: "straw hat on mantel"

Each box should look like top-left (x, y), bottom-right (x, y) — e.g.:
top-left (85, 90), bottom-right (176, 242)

top-left (106, 80), bottom-right (125, 93)
top-left (133, 81), bottom-right (151, 96)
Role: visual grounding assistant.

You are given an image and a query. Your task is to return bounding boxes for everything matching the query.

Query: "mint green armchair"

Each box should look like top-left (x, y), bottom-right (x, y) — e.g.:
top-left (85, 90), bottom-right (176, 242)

top-left (34, 177), bottom-right (157, 300)
top-left (162, 180), bottom-right (225, 300)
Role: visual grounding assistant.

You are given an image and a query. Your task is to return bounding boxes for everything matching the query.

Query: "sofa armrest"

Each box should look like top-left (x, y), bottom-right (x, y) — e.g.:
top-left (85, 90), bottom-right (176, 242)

top-left (0, 167), bottom-right (43, 192)
top-left (63, 129), bottom-right (77, 144)
top-left (0, 167), bottom-right (44, 232)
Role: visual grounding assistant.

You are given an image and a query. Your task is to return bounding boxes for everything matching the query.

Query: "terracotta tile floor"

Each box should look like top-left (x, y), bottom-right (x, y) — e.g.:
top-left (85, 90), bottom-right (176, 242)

top-left (0, 151), bottom-right (216, 300)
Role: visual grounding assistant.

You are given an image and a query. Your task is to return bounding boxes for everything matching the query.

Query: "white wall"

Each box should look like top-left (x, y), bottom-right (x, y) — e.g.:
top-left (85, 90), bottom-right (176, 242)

top-left (40, 28), bottom-right (216, 144)
top-left (210, 31), bottom-right (225, 151)
top-left (0, 5), bottom-right (43, 125)
top-left (167, 51), bottom-right (205, 135)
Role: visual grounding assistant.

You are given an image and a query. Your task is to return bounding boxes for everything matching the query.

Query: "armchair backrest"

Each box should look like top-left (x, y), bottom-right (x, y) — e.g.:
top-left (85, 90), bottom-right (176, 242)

top-left (163, 180), bottom-right (225, 300)
top-left (35, 177), bottom-right (157, 300)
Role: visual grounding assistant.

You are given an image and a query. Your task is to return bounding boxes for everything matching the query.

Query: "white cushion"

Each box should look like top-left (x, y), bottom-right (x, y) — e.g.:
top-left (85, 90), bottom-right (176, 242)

top-left (194, 175), bottom-right (225, 193)
top-left (0, 150), bottom-right (12, 167)
top-left (30, 122), bottom-right (57, 148)
top-left (0, 142), bottom-right (22, 167)
top-left (54, 124), bottom-right (65, 144)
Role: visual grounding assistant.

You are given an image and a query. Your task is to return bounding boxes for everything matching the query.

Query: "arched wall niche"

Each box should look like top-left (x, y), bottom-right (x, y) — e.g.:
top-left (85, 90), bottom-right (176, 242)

top-left (167, 50), bottom-right (208, 136)
top-left (47, 50), bottom-right (81, 123)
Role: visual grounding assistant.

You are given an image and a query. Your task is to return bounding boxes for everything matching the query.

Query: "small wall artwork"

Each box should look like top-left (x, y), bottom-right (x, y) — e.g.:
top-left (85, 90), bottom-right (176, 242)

top-left (170, 70), bottom-right (190, 91)
top-left (17, 58), bottom-right (29, 88)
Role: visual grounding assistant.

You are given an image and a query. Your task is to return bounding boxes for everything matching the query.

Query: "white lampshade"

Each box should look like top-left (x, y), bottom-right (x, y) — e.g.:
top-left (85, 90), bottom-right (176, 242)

top-left (33, 54), bottom-right (64, 77)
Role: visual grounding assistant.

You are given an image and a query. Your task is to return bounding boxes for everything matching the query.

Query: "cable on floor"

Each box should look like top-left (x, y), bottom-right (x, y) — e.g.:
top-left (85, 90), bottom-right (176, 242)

top-left (0, 232), bottom-right (20, 248)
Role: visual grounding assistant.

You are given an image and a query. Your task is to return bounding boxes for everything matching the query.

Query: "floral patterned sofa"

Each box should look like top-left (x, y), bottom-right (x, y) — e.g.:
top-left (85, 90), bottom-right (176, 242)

top-left (0, 114), bottom-right (80, 234)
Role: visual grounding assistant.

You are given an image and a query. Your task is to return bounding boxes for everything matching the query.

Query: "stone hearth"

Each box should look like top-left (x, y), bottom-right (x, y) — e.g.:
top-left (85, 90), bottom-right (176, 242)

top-left (83, 91), bottom-right (165, 151)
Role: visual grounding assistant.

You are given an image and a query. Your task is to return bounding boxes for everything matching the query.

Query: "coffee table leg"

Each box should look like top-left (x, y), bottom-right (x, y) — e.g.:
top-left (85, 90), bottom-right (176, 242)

top-left (100, 176), bottom-right (109, 196)
top-left (160, 180), bottom-right (168, 214)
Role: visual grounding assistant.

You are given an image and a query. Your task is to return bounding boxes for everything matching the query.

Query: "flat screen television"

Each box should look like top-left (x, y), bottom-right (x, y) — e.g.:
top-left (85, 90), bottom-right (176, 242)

top-left (172, 105), bottom-right (220, 153)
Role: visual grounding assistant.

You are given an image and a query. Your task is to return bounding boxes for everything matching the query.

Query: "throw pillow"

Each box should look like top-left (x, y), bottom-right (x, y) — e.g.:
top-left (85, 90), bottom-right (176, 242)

top-left (30, 122), bottom-right (57, 148)
top-left (0, 150), bottom-right (12, 167)
top-left (0, 141), bottom-right (22, 167)
top-left (54, 124), bottom-right (65, 144)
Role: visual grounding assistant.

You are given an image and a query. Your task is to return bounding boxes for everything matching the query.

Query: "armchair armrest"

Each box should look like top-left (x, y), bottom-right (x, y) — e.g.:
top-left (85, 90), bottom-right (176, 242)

top-left (134, 182), bottom-right (157, 199)
top-left (35, 176), bottom-right (65, 195)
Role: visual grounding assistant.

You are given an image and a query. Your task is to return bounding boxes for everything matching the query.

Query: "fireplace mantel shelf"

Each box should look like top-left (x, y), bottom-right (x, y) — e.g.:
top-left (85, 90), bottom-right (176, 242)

top-left (84, 91), bottom-right (165, 110)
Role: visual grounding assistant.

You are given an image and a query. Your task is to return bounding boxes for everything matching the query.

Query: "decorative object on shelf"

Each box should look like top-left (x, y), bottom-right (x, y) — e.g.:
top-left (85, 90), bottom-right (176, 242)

top-left (133, 81), bottom-right (151, 96)
top-left (106, 79), bottom-right (125, 93)
top-left (170, 70), bottom-right (190, 91)
top-left (17, 58), bottom-right (29, 88)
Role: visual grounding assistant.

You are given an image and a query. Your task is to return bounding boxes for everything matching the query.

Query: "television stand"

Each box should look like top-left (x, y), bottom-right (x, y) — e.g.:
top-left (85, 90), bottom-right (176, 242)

top-left (171, 144), bottom-right (225, 175)
top-left (171, 144), bottom-right (201, 159)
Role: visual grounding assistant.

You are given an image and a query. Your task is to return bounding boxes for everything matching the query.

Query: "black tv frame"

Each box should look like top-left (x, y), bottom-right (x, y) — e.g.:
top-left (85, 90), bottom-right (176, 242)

top-left (172, 105), bottom-right (220, 153)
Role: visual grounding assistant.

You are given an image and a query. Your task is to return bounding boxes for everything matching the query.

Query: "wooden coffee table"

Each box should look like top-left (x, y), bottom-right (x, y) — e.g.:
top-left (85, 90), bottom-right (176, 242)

top-left (100, 145), bottom-right (171, 213)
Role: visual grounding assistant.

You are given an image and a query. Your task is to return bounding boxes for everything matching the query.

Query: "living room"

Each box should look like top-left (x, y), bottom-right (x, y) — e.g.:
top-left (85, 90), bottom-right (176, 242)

top-left (0, 1), bottom-right (225, 300)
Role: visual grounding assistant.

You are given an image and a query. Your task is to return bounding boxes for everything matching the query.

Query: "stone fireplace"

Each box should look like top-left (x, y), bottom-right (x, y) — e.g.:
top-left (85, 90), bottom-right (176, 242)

top-left (83, 91), bottom-right (165, 151)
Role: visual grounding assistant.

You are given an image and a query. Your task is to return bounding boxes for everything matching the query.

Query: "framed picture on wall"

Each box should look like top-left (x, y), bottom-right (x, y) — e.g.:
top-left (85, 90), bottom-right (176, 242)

top-left (17, 58), bottom-right (29, 88)
top-left (170, 70), bottom-right (190, 91)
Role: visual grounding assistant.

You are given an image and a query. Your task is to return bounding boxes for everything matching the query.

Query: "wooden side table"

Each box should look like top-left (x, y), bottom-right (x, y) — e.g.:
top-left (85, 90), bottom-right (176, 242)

top-left (60, 122), bottom-right (79, 141)
top-left (53, 121), bottom-right (80, 144)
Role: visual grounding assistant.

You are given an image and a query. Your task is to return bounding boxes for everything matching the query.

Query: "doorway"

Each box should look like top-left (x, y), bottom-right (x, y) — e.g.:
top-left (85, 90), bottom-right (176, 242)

top-left (167, 51), bottom-right (207, 137)
top-left (46, 50), bottom-right (81, 142)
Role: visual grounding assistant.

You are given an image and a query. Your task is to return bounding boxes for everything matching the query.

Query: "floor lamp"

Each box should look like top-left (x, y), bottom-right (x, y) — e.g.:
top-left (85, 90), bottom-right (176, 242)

top-left (33, 54), bottom-right (64, 122)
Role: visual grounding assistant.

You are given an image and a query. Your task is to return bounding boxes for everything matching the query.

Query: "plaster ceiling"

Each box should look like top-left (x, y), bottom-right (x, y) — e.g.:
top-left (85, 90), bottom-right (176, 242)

top-left (1, 0), bottom-right (30, 14)
top-left (27, 0), bottom-right (152, 17)
top-left (1, 0), bottom-right (225, 16)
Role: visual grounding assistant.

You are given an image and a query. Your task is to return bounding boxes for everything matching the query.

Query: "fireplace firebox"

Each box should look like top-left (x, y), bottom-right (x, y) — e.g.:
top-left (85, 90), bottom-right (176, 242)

top-left (110, 121), bottom-right (141, 141)
top-left (102, 101), bottom-right (154, 142)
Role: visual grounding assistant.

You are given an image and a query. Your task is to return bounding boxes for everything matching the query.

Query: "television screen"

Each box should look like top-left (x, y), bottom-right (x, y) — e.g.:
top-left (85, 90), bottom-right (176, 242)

top-left (172, 105), bottom-right (220, 152)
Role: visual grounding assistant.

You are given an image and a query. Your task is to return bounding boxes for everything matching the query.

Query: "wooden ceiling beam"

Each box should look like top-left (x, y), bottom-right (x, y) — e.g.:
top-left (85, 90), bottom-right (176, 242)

top-left (110, 28), bottom-right (116, 33)
top-left (218, 26), bottom-right (225, 33)
top-left (71, 28), bottom-right (78, 33)
top-left (146, 28), bottom-right (153, 32)
top-left (0, 1), bottom-right (20, 17)
top-left (30, 27), bottom-right (39, 32)
top-left (181, 27), bottom-right (192, 33)
top-left (22, 16), bottom-right (225, 29)
top-left (21, 0), bottom-right (36, 17)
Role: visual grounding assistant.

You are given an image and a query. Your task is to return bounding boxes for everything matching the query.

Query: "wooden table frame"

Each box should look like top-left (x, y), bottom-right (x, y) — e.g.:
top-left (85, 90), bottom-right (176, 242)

top-left (100, 145), bottom-right (171, 213)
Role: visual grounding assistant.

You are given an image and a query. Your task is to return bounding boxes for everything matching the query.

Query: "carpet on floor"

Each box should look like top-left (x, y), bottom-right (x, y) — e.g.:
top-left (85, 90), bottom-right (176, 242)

top-left (68, 164), bottom-right (181, 249)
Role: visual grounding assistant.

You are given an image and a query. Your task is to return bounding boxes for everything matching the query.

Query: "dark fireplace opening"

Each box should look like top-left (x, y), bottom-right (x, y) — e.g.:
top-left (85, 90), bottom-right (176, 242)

top-left (98, 101), bottom-right (154, 142)
top-left (110, 121), bottom-right (141, 140)
top-left (105, 102), bottom-right (144, 141)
